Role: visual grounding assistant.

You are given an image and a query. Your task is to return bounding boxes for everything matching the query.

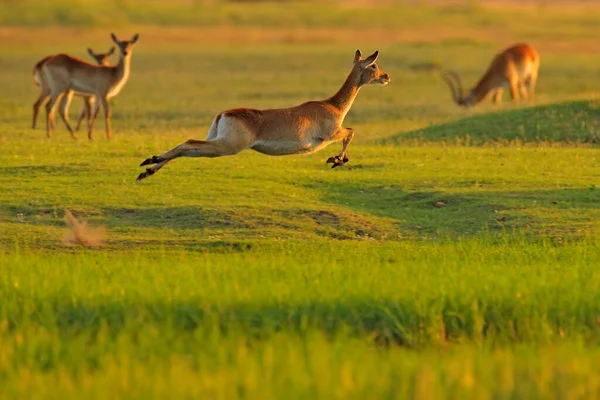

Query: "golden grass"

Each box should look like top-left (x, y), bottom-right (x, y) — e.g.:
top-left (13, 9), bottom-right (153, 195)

top-left (0, 26), bottom-right (596, 55)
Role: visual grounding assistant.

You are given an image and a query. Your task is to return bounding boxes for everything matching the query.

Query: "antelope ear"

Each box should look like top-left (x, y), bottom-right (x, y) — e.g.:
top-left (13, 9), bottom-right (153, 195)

top-left (108, 46), bottom-right (115, 55)
top-left (87, 48), bottom-right (94, 57)
top-left (110, 33), bottom-right (118, 44)
top-left (360, 50), bottom-right (379, 68)
top-left (131, 33), bottom-right (139, 43)
top-left (353, 49), bottom-right (362, 64)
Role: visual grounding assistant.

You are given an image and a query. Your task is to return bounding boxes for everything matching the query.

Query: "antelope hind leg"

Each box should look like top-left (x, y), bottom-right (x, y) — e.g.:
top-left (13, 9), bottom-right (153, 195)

top-left (137, 139), bottom-right (241, 181)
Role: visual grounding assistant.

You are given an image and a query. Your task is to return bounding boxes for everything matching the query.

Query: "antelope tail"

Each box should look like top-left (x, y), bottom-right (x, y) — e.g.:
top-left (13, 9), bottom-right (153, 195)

top-left (33, 68), bottom-right (41, 86)
top-left (32, 55), bottom-right (53, 87)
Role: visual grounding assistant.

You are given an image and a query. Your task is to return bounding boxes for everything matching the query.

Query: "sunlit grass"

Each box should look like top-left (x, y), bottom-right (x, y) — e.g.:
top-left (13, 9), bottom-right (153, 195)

top-left (0, 1), bottom-right (599, 397)
top-left (1, 239), bottom-right (600, 397)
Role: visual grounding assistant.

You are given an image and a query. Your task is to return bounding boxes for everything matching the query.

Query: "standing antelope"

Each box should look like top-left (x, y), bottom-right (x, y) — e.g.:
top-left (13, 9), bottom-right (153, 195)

top-left (441, 43), bottom-right (539, 107)
top-left (136, 49), bottom-right (391, 181)
top-left (41, 33), bottom-right (139, 139)
top-left (32, 47), bottom-right (115, 135)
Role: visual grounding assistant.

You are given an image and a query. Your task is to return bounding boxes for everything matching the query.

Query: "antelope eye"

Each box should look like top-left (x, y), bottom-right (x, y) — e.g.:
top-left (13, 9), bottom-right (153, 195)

top-left (370, 64), bottom-right (377, 69)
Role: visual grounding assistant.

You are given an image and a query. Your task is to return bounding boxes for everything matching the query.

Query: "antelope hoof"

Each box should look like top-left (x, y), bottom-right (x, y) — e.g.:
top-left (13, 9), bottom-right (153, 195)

top-left (326, 155), bottom-right (346, 169)
top-left (140, 156), bottom-right (161, 166)
top-left (136, 168), bottom-right (155, 181)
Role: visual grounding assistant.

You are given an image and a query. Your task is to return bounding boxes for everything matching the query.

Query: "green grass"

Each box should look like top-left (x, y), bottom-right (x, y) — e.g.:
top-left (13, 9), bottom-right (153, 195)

top-left (391, 100), bottom-right (600, 145)
top-left (1, 1), bottom-right (600, 398)
top-left (1, 242), bottom-right (600, 398)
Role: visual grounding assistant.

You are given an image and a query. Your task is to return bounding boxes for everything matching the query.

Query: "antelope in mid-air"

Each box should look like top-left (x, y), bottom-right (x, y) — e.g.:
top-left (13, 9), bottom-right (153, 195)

top-left (441, 43), bottom-right (540, 107)
top-left (136, 49), bottom-right (391, 181)
top-left (32, 47), bottom-right (115, 135)
top-left (41, 33), bottom-right (139, 139)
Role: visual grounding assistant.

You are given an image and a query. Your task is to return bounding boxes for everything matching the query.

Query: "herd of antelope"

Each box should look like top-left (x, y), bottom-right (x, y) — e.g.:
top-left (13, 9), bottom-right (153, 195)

top-left (33, 33), bottom-right (139, 140)
top-left (32, 35), bottom-right (540, 181)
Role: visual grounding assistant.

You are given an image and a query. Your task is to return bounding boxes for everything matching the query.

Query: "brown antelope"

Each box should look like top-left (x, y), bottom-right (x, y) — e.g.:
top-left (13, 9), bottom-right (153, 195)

top-left (41, 33), bottom-right (139, 139)
top-left (136, 49), bottom-right (390, 181)
top-left (32, 47), bottom-right (115, 134)
top-left (441, 43), bottom-right (540, 107)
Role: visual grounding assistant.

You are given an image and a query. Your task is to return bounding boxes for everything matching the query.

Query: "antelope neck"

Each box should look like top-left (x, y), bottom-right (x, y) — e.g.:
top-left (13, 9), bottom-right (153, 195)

top-left (327, 69), bottom-right (362, 117)
top-left (114, 53), bottom-right (132, 81)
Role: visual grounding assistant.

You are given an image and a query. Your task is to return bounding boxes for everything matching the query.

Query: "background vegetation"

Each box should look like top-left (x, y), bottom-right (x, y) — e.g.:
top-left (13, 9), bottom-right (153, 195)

top-left (0, 0), bottom-right (599, 398)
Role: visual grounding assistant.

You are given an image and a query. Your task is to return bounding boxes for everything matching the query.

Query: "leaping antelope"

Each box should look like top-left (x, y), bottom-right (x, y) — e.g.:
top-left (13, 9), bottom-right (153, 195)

top-left (32, 47), bottom-right (115, 135)
top-left (441, 43), bottom-right (539, 107)
top-left (41, 33), bottom-right (139, 139)
top-left (136, 49), bottom-right (390, 181)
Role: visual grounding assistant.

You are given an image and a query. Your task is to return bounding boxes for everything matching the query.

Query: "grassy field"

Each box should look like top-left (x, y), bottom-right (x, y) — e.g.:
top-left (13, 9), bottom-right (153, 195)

top-left (1, 1), bottom-right (600, 398)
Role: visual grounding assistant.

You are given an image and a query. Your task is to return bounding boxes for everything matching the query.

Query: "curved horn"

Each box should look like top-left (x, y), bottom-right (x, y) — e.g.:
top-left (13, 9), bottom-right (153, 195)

top-left (440, 70), bottom-right (464, 104)
top-left (447, 70), bottom-right (464, 99)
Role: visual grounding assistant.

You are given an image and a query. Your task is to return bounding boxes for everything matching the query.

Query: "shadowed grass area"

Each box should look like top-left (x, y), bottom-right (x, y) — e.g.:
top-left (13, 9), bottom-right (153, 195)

top-left (308, 183), bottom-right (599, 238)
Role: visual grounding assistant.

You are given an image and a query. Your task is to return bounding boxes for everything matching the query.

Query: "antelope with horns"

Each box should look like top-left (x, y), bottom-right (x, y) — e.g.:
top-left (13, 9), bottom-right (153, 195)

top-left (136, 49), bottom-right (391, 181)
top-left (41, 33), bottom-right (139, 139)
top-left (32, 47), bottom-right (115, 135)
top-left (441, 43), bottom-right (539, 107)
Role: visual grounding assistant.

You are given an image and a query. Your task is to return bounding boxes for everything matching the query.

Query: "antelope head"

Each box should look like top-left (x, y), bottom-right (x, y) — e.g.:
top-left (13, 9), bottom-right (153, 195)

top-left (87, 47), bottom-right (115, 66)
top-left (353, 50), bottom-right (391, 86)
top-left (441, 70), bottom-right (473, 107)
top-left (110, 33), bottom-right (140, 57)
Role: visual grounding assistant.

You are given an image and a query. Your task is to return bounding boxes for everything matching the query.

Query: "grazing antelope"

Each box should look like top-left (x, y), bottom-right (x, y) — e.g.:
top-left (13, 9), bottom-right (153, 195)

top-left (441, 43), bottom-right (539, 107)
top-left (32, 47), bottom-right (115, 134)
top-left (136, 49), bottom-right (391, 181)
top-left (41, 33), bottom-right (139, 139)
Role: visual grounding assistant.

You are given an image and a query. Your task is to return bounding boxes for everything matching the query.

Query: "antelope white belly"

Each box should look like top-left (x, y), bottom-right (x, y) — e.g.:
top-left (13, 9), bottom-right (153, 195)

top-left (250, 137), bottom-right (331, 156)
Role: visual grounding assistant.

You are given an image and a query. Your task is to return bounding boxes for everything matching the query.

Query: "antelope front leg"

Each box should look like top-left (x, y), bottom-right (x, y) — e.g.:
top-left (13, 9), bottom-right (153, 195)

top-left (326, 128), bottom-right (355, 169)
top-left (493, 89), bottom-right (503, 104)
top-left (527, 73), bottom-right (538, 102)
top-left (509, 80), bottom-right (520, 104)
top-left (88, 101), bottom-right (102, 139)
top-left (100, 97), bottom-right (112, 140)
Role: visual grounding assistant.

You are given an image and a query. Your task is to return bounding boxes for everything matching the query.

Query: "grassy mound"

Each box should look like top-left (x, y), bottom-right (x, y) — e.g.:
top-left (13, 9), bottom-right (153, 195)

top-left (386, 100), bottom-right (600, 145)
